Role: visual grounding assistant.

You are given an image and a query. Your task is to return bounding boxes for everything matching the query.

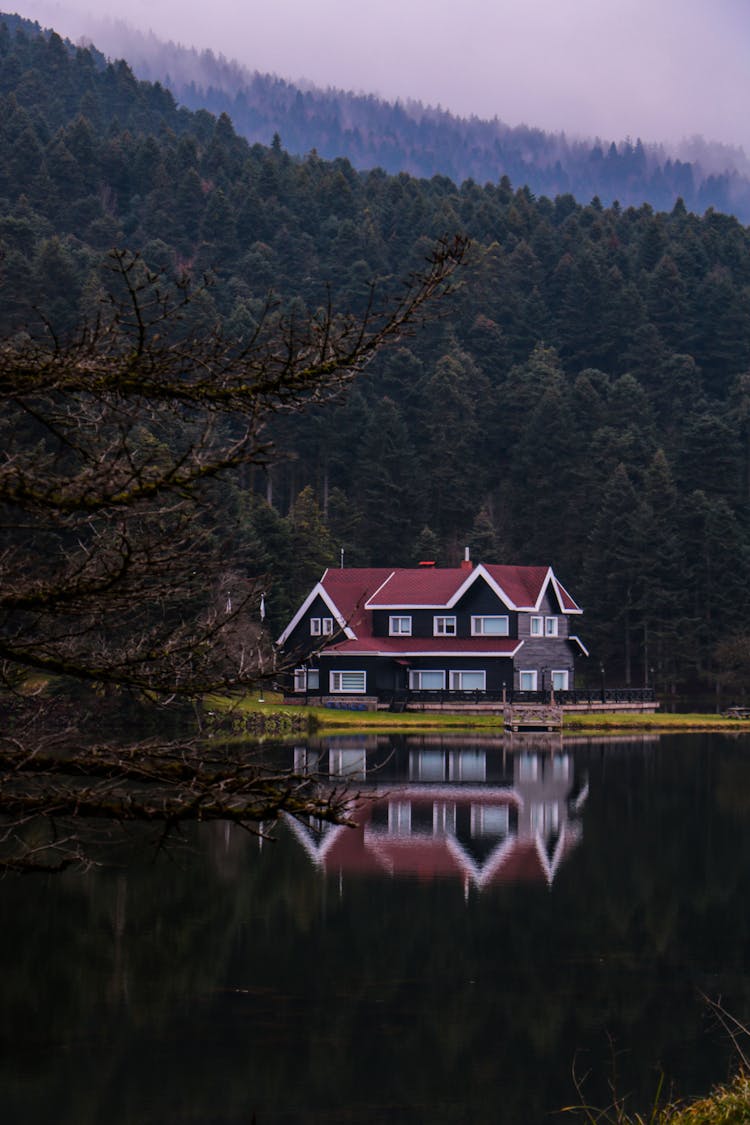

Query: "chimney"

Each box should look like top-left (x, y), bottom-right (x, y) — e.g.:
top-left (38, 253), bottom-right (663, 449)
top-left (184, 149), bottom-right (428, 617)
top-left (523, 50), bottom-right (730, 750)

top-left (461, 547), bottom-right (473, 570)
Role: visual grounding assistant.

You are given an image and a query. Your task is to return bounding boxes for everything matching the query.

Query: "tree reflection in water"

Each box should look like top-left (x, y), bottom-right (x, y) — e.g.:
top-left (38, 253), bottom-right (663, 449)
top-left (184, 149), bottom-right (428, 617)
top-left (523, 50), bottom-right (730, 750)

top-left (2, 733), bottom-right (750, 1125)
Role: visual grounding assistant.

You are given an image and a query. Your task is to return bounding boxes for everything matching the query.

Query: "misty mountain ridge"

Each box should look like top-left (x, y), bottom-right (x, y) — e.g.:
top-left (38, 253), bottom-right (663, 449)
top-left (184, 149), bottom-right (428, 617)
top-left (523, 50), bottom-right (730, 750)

top-left (68, 13), bottom-right (750, 222)
top-left (7, 8), bottom-right (750, 223)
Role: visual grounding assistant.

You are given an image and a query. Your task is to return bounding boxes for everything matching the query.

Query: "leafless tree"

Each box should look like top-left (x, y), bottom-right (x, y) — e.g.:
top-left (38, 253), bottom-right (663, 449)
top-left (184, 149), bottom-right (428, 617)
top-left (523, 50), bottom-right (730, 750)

top-left (0, 237), bottom-right (468, 868)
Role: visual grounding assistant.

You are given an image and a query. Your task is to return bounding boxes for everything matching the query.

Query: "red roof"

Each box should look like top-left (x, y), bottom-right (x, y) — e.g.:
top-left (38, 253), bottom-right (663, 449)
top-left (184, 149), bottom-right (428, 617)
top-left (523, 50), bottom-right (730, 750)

top-left (316, 564), bottom-right (581, 643)
top-left (364, 568), bottom-right (470, 607)
top-left (318, 568), bottom-right (394, 633)
top-left (324, 636), bottom-right (522, 656)
top-left (287, 792), bottom-right (581, 888)
top-left (482, 565), bottom-right (551, 608)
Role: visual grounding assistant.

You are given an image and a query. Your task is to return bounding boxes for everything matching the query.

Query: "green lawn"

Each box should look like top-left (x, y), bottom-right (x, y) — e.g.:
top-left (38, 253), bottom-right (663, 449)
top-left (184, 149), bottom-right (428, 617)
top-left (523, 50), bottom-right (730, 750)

top-left (211, 693), bottom-right (750, 735)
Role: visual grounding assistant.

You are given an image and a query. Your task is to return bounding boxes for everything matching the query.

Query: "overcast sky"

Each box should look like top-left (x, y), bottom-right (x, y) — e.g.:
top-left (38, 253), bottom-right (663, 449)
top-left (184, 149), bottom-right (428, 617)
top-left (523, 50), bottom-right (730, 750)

top-left (8, 0), bottom-right (750, 152)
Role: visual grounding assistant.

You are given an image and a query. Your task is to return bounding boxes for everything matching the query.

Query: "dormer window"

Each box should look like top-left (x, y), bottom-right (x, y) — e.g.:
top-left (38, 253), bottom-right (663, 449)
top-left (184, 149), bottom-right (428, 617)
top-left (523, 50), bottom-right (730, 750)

top-left (434, 615), bottom-right (457, 636)
top-left (530, 616), bottom-right (543, 636)
top-left (311, 617), bottom-right (334, 636)
top-left (545, 617), bottom-right (558, 636)
top-left (471, 615), bottom-right (509, 636)
top-left (389, 616), bottom-right (412, 636)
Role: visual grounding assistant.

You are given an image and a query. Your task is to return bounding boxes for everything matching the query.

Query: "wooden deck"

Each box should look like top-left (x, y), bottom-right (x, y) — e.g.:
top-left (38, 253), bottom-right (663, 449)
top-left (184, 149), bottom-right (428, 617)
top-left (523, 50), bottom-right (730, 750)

top-left (503, 703), bottom-right (563, 732)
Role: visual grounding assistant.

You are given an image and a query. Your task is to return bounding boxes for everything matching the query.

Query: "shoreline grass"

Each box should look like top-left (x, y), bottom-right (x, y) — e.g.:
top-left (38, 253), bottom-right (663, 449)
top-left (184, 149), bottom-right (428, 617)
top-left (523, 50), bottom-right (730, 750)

top-left (209, 693), bottom-right (750, 735)
top-left (565, 1070), bottom-right (750, 1123)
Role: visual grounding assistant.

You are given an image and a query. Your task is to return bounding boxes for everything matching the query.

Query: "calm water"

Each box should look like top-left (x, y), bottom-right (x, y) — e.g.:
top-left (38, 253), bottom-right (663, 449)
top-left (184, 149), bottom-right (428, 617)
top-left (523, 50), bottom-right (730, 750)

top-left (2, 732), bottom-right (750, 1124)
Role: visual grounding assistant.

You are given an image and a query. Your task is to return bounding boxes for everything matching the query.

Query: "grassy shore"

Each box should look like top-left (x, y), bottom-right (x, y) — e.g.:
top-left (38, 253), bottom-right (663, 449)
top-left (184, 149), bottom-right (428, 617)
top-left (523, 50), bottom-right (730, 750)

top-left (567, 1070), bottom-right (750, 1123)
top-left (212, 694), bottom-right (750, 735)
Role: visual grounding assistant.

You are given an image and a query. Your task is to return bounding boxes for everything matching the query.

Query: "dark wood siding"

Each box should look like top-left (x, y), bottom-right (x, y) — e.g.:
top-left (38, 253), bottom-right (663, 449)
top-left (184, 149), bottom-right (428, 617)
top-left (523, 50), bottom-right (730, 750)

top-left (285, 593), bottom-right (338, 659)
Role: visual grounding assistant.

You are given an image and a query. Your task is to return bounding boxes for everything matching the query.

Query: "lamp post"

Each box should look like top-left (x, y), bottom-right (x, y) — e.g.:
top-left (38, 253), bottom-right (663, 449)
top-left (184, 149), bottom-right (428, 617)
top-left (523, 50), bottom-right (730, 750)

top-left (600, 663), bottom-right (606, 703)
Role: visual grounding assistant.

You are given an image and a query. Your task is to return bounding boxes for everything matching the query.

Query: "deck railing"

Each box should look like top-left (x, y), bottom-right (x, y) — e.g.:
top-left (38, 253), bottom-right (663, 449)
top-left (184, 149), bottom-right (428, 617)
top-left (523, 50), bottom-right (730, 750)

top-left (386, 687), bottom-right (656, 707)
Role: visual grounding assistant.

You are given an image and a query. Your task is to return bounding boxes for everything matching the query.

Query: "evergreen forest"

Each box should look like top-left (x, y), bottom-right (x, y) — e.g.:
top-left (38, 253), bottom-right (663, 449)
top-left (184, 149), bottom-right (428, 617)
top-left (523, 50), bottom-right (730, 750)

top-left (3, 16), bottom-right (750, 692)
top-left (35, 11), bottom-right (750, 223)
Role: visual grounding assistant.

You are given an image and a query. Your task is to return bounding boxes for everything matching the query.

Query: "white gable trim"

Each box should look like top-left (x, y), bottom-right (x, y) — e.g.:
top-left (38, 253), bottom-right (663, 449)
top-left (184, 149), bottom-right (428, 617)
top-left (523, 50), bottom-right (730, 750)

top-left (533, 568), bottom-right (553, 611)
top-left (276, 573), bottom-right (356, 646)
top-left (448, 564), bottom-right (537, 611)
top-left (447, 564), bottom-right (512, 610)
top-left (569, 635), bottom-right (590, 656)
top-left (549, 572), bottom-right (583, 614)
top-left (363, 571), bottom-right (397, 608)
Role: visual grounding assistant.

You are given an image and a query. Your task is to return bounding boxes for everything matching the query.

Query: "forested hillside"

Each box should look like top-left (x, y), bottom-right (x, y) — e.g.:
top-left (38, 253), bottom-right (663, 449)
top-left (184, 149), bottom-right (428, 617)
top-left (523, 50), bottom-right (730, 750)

top-left (2, 17), bottom-right (750, 691)
top-left (37, 12), bottom-right (750, 224)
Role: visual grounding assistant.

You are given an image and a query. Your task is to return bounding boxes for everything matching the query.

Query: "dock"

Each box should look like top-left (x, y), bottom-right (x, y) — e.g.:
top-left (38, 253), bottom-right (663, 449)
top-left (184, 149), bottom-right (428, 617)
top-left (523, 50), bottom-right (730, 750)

top-left (503, 703), bottom-right (563, 732)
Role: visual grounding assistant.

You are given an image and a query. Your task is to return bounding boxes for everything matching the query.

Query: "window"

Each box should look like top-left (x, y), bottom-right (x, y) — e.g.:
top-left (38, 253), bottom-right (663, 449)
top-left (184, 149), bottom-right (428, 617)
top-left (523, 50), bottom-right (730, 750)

top-left (545, 616), bottom-right (559, 636)
top-left (552, 755), bottom-right (570, 781)
top-left (388, 801), bottom-right (412, 833)
top-left (551, 669), bottom-right (569, 691)
top-left (471, 804), bottom-right (509, 837)
top-left (449, 750), bottom-right (486, 781)
top-left (449, 670), bottom-right (486, 691)
top-left (310, 618), bottom-right (321, 636)
top-left (330, 670), bottom-right (366, 693)
top-left (530, 802), bottom-right (560, 834)
top-left (411, 751), bottom-right (447, 781)
top-left (434, 615), bottom-right (457, 636)
top-left (409, 669), bottom-right (445, 691)
top-left (294, 668), bottom-right (320, 693)
top-left (433, 802), bottom-right (456, 834)
top-left (322, 617), bottom-right (334, 635)
top-left (471, 615), bottom-right (509, 636)
top-left (519, 752), bottom-right (539, 781)
top-left (530, 615), bottom-right (543, 636)
top-left (519, 670), bottom-right (538, 691)
top-left (329, 749), bottom-right (366, 779)
top-left (389, 615), bottom-right (412, 636)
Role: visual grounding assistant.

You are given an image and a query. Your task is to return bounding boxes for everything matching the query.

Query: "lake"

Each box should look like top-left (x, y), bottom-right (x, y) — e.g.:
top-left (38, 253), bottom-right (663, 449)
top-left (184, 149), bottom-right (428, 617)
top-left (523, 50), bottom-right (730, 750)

top-left (2, 731), bottom-right (750, 1124)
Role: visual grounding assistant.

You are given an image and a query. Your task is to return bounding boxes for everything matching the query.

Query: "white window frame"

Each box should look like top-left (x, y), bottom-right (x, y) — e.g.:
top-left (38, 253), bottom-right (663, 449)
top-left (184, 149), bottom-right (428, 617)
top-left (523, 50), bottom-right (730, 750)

top-left (471, 804), bottom-right (509, 837)
top-left (433, 801), bottom-right (456, 834)
top-left (330, 670), bottom-right (367, 693)
top-left (449, 670), bottom-right (486, 692)
top-left (519, 752), bottom-right (539, 781)
top-left (551, 669), bottom-right (569, 691)
top-left (530, 615), bottom-right (543, 636)
top-left (310, 617), bottom-right (321, 636)
top-left (409, 669), bottom-right (445, 691)
top-left (545, 616), bottom-right (559, 636)
top-left (519, 669), bottom-right (538, 691)
top-left (388, 801), bottom-right (412, 833)
top-left (294, 668), bottom-right (320, 692)
top-left (471, 615), bottom-right (509, 636)
top-left (433, 615), bottom-right (457, 636)
top-left (389, 615), bottom-right (412, 636)
top-left (322, 617), bottom-right (334, 635)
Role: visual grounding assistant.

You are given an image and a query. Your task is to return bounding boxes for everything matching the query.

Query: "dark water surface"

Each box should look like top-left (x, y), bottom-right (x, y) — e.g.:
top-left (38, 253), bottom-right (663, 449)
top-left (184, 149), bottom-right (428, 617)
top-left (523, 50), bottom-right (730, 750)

top-left (2, 732), bottom-right (750, 1124)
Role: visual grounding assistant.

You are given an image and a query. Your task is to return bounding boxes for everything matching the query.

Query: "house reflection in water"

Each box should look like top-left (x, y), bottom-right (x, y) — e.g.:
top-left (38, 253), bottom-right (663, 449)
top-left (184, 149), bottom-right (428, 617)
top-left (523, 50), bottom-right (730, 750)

top-left (286, 736), bottom-right (588, 889)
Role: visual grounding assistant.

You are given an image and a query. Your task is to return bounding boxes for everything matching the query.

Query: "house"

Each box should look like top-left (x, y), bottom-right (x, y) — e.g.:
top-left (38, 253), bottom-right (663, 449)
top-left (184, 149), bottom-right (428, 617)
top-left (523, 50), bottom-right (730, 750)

top-left (286, 740), bottom-right (586, 888)
top-left (277, 551), bottom-right (588, 705)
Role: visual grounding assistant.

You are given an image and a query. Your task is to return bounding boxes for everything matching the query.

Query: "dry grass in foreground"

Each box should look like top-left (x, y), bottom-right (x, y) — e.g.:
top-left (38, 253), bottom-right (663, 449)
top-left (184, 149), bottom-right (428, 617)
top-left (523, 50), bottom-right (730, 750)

top-left (565, 1071), bottom-right (750, 1124)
